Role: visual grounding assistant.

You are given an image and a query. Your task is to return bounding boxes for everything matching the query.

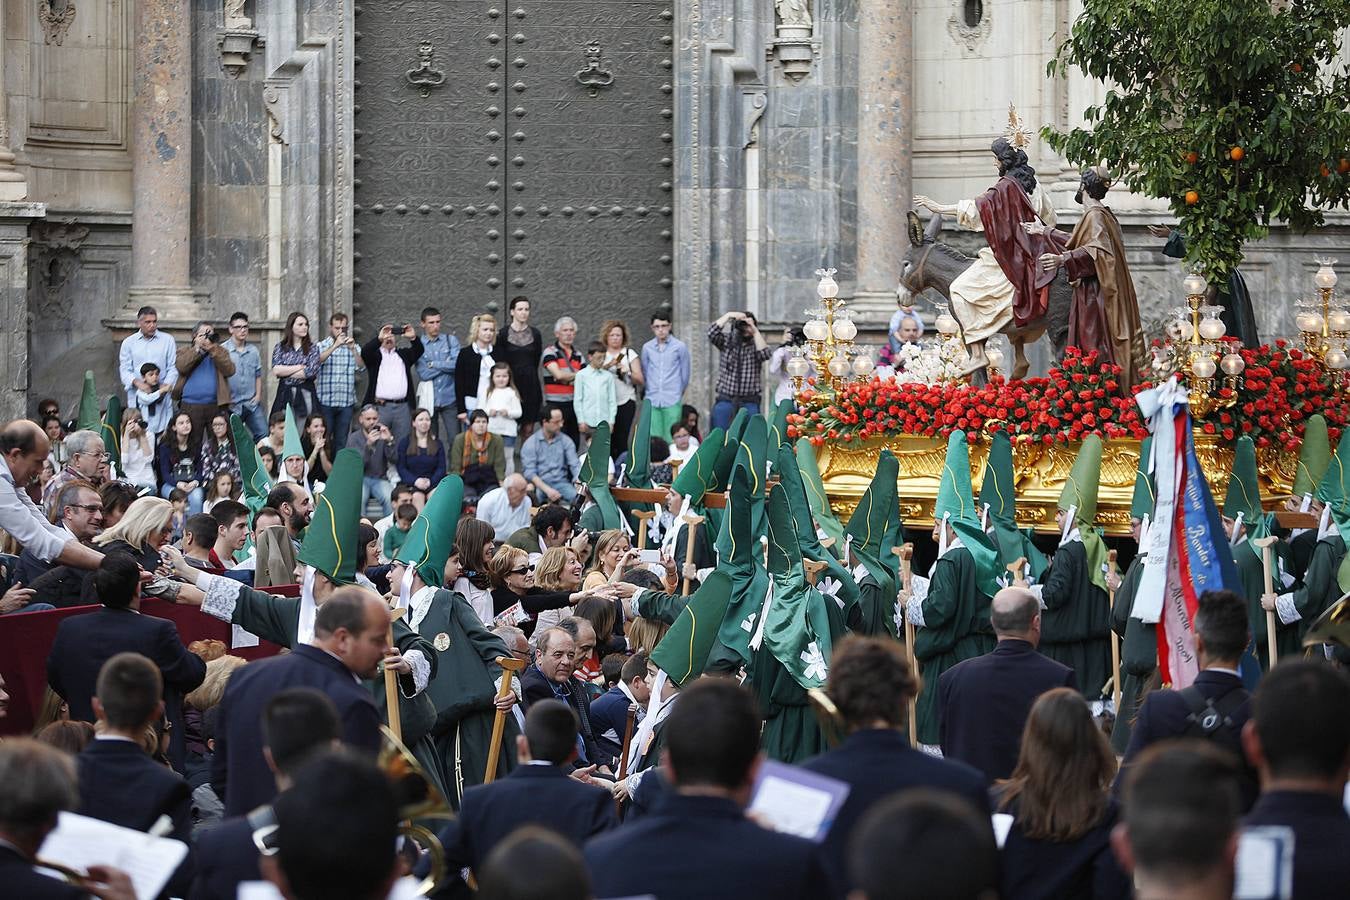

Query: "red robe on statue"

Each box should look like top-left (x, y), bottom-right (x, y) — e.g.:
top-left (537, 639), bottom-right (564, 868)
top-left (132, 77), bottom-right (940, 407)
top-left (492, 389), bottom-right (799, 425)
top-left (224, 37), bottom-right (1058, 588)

top-left (976, 177), bottom-right (1066, 327)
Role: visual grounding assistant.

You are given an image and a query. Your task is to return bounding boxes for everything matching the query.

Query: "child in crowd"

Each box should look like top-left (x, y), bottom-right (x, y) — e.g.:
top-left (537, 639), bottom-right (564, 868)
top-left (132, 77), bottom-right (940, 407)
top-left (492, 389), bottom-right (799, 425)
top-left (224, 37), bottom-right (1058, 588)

top-left (574, 340), bottom-right (617, 438)
top-left (481, 361), bottom-right (522, 473)
top-left (680, 404), bottom-right (701, 441)
top-left (135, 363), bottom-right (173, 436)
top-left (666, 422), bottom-right (700, 465)
top-left (258, 445), bottom-right (278, 479)
top-left (121, 408), bottom-right (158, 491)
top-left (382, 502), bottom-right (418, 561)
top-left (169, 488), bottom-right (189, 542)
top-left (203, 472), bottom-right (236, 515)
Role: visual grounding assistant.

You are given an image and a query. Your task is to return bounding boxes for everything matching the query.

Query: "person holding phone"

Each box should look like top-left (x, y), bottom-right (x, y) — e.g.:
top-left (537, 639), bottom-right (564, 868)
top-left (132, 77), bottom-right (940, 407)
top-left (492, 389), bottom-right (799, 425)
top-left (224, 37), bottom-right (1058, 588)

top-left (316, 311), bottom-right (364, 445)
top-left (361, 321), bottom-right (425, 447)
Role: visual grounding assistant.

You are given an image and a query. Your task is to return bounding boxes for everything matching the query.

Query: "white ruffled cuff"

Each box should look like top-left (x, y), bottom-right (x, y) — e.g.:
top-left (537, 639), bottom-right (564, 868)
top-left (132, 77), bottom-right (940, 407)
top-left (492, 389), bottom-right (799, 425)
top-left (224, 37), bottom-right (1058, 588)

top-left (1275, 593), bottom-right (1300, 626)
top-left (198, 572), bottom-right (242, 623)
top-left (402, 649), bottom-right (430, 696)
top-left (1029, 583), bottom-right (1046, 610)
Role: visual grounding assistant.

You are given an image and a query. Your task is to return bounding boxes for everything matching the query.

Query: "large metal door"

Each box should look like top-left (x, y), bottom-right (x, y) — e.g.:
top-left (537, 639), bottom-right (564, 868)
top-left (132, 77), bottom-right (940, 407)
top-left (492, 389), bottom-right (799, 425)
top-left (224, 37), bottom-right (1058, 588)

top-left (352, 0), bottom-right (674, 345)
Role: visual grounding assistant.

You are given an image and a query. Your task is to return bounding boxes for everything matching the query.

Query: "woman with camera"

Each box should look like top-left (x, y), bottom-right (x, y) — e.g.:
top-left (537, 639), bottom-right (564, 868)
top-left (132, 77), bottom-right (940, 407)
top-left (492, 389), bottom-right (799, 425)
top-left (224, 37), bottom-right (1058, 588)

top-left (600, 319), bottom-right (645, 460)
top-left (173, 321), bottom-right (237, 446)
top-left (120, 408), bottom-right (157, 492)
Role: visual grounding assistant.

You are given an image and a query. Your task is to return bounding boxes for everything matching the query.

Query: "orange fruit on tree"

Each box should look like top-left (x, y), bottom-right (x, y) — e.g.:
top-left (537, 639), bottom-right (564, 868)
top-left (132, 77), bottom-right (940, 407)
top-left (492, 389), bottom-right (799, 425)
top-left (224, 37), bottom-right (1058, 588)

top-left (1292, 63), bottom-right (1303, 73)
top-left (1229, 146), bottom-right (1244, 162)
top-left (1339, 158), bottom-right (1350, 175)
top-left (1322, 164), bottom-right (1333, 178)
top-left (1184, 190), bottom-right (1199, 206)
top-left (1184, 151), bottom-right (1199, 165)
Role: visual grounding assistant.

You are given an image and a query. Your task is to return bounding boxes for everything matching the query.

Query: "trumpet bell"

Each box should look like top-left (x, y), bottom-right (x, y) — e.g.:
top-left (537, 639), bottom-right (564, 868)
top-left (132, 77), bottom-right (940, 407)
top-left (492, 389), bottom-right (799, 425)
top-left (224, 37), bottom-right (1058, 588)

top-left (807, 688), bottom-right (844, 749)
top-left (380, 726), bottom-right (456, 895)
top-left (1304, 590), bottom-right (1350, 649)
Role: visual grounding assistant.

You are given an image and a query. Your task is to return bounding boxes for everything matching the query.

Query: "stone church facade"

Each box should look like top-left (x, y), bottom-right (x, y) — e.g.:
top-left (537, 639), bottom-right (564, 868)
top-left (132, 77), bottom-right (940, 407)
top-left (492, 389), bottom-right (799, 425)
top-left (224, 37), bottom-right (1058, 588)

top-left (2, 0), bottom-right (1346, 417)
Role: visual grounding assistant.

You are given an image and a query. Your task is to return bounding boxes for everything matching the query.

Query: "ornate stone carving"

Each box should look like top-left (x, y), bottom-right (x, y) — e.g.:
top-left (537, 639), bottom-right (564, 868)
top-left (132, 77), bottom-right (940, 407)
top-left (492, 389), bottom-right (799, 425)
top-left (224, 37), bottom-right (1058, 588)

top-left (38, 0), bottom-right (76, 47)
top-left (405, 42), bottom-right (446, 97)
top-left (769, 0), bottom-right (816, 82)
top-left (574, 42), bottom-right (614, 96)
top-left (262, 85), bottom-right (286, 144)
top-left (224, 0), bottom-right (250, 28)
top-left (947, 0), bottom-right (992, 53)
top-left (31, 221), bottom-right (91, 318)
top-left (218, 27), bottom-right (262, 79)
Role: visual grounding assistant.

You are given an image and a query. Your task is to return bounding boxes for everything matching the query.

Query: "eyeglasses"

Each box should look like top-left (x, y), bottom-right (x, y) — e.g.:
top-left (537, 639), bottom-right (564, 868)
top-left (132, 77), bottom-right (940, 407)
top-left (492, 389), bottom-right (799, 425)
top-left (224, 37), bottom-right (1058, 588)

top-left (75, 451), bottom-right (112, 463)
top-left (509, 566), bottom-right (532, 575)
top-left (67, 504), bottom-right (103, 513)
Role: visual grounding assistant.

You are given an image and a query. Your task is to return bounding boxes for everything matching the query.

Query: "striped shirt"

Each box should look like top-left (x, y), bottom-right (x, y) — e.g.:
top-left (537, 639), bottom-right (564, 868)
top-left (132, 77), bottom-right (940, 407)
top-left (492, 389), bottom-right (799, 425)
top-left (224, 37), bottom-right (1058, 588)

top-left (541, 342), bottom-right (584, 403)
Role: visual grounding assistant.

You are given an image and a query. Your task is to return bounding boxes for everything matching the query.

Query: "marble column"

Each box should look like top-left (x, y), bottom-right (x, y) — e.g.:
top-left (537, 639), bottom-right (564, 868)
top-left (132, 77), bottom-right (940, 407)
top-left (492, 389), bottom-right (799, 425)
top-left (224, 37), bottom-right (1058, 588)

top-left (0, 0), bottom-right (29, 201)
top-left (0, 203), bottom-right (46, 418)
top-left (127, 0), bottom-right (195, 313)
top-left (854, 0), bottom-right (912, 316)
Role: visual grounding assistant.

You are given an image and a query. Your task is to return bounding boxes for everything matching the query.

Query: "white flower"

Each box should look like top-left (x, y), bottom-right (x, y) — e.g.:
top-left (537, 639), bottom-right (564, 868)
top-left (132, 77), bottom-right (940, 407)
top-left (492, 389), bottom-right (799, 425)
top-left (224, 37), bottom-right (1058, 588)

top-left (817, 576), bottom-right (845, 609)
top-left (800, 641), bottom-right (828, 682)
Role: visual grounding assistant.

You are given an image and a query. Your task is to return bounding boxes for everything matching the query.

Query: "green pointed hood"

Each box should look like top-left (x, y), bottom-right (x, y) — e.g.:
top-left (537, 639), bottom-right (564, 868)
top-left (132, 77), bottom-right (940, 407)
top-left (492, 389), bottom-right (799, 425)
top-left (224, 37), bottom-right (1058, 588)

top-left (395, 475), bottom-right (463, 587)
top-left (712, 455), bottom-right (772, 671)
top-left (1316, 426), bottom-right (1350, 510)
top-left (297, 448), bottom-right (362, 585)
top-left (1131, 437), bottom-right (1156, 521)
top-left (775, 443), bottom-right (859, 616)
top-left (979, 431), bottom-right (1016, 522)
top-left (1294, 415), bottom-right (1331, 500)
top-left (767, 399), bottom-right (794, 452)
top-left (711, 409), bottom-right (751, 493)
top-left (737, 415), bottom-right (769, 541)
top-left (76, 372), bottom-right (100, 432)
top-left (281, 407), bottom-right (304, 461)
top-left (101, 394), bottom-right (123, 478)
top-left (626, 399), bottom-right (653, 489)
top-left (1224, 436), bottom-right (1263, 524)
top-left (796, 437), bottom-right (847, 556)
top-left (845, 449), bottom-right (898, 600)
top-left (935, 432), bottom-right (978, 525)
top-left (763, 483), bottom-right (839, 691)
top-left (579, 421), bottom-right (621, 529)
top-left (649, 571), bottom-right (734, 688)
top-left (670, 427), bottom-right (724, 502)
top-left (232, 414), bottom-right (273, 515)
top-left (1059, 434), bottom-right (1104, 525)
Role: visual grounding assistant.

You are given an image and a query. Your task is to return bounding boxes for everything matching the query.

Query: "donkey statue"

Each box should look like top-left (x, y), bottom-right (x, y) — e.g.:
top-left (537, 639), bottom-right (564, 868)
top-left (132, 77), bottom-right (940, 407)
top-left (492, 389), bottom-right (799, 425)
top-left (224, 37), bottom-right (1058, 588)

top-left (899, 210), bottom-right (1072, 379)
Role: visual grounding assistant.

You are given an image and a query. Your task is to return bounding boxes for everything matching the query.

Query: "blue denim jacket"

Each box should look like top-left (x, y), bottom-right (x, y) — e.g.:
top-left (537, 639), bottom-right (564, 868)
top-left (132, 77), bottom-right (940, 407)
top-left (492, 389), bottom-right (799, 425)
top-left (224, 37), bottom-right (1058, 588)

top-left (417, 333), bottom-right (461, 409)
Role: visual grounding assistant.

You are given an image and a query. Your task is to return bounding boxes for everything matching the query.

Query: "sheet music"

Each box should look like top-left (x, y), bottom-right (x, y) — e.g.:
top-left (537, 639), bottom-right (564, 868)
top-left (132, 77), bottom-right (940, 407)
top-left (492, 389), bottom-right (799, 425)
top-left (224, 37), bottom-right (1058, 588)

top-left (1234, 825), bottom-right (1294, 900)
top-left (747, 760), bottom-right (850, 842)
top-left (38, 812), bottom-right (188, 900)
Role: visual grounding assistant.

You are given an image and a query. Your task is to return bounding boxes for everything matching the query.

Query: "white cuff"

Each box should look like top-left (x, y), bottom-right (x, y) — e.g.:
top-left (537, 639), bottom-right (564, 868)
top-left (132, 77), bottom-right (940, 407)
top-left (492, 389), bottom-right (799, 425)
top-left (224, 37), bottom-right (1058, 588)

top-left (403, 649), bottom-right (430, 696)
top-left (1275, 593), bottom-right (1300, 626)
top-left (199, 573), bottom-right (242, 623)
top-left (1029, 583), bottom-right (1046, 609)
top-left (906, 593), bottom-right (926, 627)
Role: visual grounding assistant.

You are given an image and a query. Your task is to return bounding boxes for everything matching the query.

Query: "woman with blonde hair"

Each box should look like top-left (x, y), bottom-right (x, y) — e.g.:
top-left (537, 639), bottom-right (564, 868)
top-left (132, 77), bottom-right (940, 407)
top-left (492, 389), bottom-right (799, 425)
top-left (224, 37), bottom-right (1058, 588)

top-left (532, 546), bottom-right (589, 635)
top-left (454, 313), bottom-right (498, 426)
top-left (599, 319), bottom-right (645, 459)
top-left (626, 616), bottom-right (668, 655)
top-left (582, 530), bottom-right (640, 590)
top-left (995, 687), bottom-right (1130, 899)
top-left (489, 545), bottom-right (608, 638)
top-left (94, 496), bottom-right (204, 604)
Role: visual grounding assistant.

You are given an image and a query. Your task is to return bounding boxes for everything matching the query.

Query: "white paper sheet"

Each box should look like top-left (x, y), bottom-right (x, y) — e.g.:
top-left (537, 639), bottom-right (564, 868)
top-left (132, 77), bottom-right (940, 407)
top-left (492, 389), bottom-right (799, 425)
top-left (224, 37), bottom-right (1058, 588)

top-left (747, 760), bottom-right (851, 842)
top-left (38, 812), bottom-right (188, 900)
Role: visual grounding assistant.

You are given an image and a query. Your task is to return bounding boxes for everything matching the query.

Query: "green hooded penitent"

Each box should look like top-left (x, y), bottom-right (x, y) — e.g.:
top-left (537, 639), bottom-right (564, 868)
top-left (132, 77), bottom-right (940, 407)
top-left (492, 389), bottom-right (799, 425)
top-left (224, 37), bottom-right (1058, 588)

top-left (577, 421), bottom-right (621, 532)
top-left (796, 437), bottom-right (847, 558)
top-left (76, 372), bottom-right (101, 432)
top-left (711, 448), bottom-right (772, 672)
top-left (767, 399), bottom-right (794, 453)
top-left (1293, 415), bottom-right (1331, 502)
top-left (232, 414), bottom-right (273, 515)
top-left (649, 571), bottom-right (735, 688)
top-left (979, 431), bottom-right (1047, 582)
top-left (101, 394), bottom-right (124, 478)
top-left (1130, 436), bottom-right (1156, 524)
top-left (281, 407), bottom-right (304, 462)
top-left (297, 448), bottom-right (363, 585)
top-left (845, 450), bottom-right (899, 635)
top-left (395, 475), bottom-right (464, 587)
top-left (933, 432), bottom-right (1002, 598)
top-left (1058, 434), bottom-right (1109, 593)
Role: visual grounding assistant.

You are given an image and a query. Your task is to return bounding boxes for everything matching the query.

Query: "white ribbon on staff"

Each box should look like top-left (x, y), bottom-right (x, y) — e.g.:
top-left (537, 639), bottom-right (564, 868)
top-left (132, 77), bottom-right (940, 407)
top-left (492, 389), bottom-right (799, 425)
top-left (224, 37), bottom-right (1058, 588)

top-left (1133, 378), bottom-right (1189, 623)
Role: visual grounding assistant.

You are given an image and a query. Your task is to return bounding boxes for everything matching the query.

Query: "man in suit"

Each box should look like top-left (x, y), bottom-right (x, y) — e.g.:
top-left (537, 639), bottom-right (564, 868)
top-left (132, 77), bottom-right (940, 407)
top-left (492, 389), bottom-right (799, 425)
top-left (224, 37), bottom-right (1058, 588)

top-left (1118, 589), bottom-right (1255, 807)
top-left (1112, 742), bottom-right (1243, 900)
top-left (437, 700), bottom-right (615, 887)
top-left (0, 738), bottom-right (135, 900)
top-left (1241, 660), bottom-right (1350, 895)
top-left (46, 551), bottom-right (207, 771)
top-left (521, 627), bottom-right (603, 770)
top-left (802, 636), bottom-right (989, 898)
top-left (585, 679), bottom-right (829, 900)
top-left (212, 587), bottom-right (402, 816)
top-left (937, 586), bottom-right (1076, 781)
top-left (78, 653), bottom-right (194, 895)
top-left (191, 689), bottom-right (341, 900)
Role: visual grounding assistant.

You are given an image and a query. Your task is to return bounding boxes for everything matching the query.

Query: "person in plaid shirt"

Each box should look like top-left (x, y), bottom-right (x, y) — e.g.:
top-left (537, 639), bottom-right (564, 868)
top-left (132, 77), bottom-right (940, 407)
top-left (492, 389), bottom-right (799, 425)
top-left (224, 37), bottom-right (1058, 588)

top-left (707, 311), bottom-right (772, 430)
top-left (316, 312), bottom-right (363, 446)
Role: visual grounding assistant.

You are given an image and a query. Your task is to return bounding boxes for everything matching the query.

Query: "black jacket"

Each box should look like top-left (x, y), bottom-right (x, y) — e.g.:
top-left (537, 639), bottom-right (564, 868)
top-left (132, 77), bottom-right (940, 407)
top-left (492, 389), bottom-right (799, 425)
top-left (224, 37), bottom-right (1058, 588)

top-left (213, 644), bottom-right (381, 817)
top-left (437, 764), bottom-right (615, 875)
top-left (454, 344), bottom-right (495, 416)
top-left (189, 815), bottom-right (259, 900)
top-left (937, 639), bottom-right (1076, 782)
top-left (997, 796), bottom-right (1130, 900)
top-left (46, 605), bottom-right (206, 771)
top-left (585, 793), bottom-right (828, 900)
top-left (0, 844), bottom-right (85, 899)
top-left (361, 337), bottom-right (425, 407)
top-left (520, 666), bottom-right (607, 768)
top-left (801, 728), bottom-right (989, 897)
top-left (1243, 790), bottom-right (1350, 898)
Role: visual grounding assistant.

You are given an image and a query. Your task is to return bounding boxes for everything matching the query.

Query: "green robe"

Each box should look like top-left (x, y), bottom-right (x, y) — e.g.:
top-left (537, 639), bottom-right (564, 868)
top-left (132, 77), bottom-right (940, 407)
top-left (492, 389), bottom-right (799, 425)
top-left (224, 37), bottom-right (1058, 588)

top-left (1274, 534), bottom-right (1346, 656)
top-left (1109, 555), bottom-right (1155, 755)
top-left (1230, 538), bottom-right (1272, 671)
top-left (853, 575), bottom-right (893, 638)
top-left (408, 587), bottom-right (520, 809)
top-left (1040, 541), bottom-right (1112, 700)
top-left (914, 546), bottom-right (993, 746)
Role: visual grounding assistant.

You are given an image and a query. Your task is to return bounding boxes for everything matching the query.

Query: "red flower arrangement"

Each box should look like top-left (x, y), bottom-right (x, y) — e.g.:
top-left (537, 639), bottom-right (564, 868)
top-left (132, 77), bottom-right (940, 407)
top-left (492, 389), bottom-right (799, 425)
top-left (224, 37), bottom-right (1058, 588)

top-left (788, 344), bottom-right (1348, 449)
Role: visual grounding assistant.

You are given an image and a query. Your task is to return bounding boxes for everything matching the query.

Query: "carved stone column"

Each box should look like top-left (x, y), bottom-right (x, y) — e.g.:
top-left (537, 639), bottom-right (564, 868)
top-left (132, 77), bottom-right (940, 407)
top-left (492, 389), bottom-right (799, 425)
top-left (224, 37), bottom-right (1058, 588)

top-left (0, 203), bottom-right (46, 418)
top-left (126, 0), bottom-right (196, 314)
top-left (854, 0), bottom-right (912, 318)
top-left (0, 0), bottom-right (30, 201)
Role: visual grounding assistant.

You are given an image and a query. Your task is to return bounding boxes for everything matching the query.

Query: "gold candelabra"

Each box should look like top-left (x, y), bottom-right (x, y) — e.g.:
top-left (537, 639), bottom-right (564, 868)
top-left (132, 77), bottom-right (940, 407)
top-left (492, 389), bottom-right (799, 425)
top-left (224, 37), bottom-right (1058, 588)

top-left (1296, 259), bottom-right (1347, 373)
top-left (789, 268), bottom-right (875, 395)
top-left (1153, 272), bottom-right (1244, 417)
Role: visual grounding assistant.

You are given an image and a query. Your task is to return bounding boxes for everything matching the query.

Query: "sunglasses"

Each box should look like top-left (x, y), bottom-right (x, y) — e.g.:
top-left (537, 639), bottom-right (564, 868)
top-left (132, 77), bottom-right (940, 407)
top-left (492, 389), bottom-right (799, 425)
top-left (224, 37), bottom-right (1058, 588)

top-left (509, 566), bottom-right (533, 575)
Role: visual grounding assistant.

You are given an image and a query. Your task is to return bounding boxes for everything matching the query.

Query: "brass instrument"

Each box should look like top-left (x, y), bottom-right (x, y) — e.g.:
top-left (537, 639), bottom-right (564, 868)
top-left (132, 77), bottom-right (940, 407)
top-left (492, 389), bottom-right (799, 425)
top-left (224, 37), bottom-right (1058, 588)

top-left (379, 726), bottom-right (456, 897)
top-left (807, 688), bottom-right (843, 749)
top-left (1304, 590), bottom-right (1350, 649)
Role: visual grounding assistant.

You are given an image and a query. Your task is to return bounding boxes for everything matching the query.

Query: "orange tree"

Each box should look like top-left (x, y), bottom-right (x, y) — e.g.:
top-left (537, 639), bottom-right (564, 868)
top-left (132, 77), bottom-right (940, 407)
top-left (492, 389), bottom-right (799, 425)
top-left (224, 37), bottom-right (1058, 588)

top-left (1045, 1), bottom-right (1350, 280)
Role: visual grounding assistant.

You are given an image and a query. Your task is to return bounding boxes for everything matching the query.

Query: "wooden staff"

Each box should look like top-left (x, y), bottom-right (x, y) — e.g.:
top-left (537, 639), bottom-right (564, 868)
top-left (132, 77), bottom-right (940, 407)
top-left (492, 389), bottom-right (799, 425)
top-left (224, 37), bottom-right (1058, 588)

top-left (384, 613), bottom-right (403, 744)
top-left (615, 703), bottom-right (638, 817)
top-left (1253, 536), bottom-right (1280, 668)
top-left (1106, 549), bottom-right (1121, 713)
top-left (680, 512), bottom-right (705, 596)
top-left (483, 656), bottom-right (528, 784)
top-left (892, 544), bottom-right (917, 747)
top-left (633, 509), bottom-right (657, 550)
top-left (802, 558), bottom-right (828, 587)
top-left (1006, 556), bottom-right (1028, 588)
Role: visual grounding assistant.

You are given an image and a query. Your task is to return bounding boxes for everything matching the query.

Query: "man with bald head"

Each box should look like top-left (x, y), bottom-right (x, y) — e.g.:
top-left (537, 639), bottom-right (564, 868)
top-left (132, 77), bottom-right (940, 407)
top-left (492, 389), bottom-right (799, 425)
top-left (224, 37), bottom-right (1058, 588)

top-left (476, 473), bottom-right (534, 540)
top-left (0, 420), bottom-right (103, 571)
top-left (936, 586), bottom-right (1076, 781)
